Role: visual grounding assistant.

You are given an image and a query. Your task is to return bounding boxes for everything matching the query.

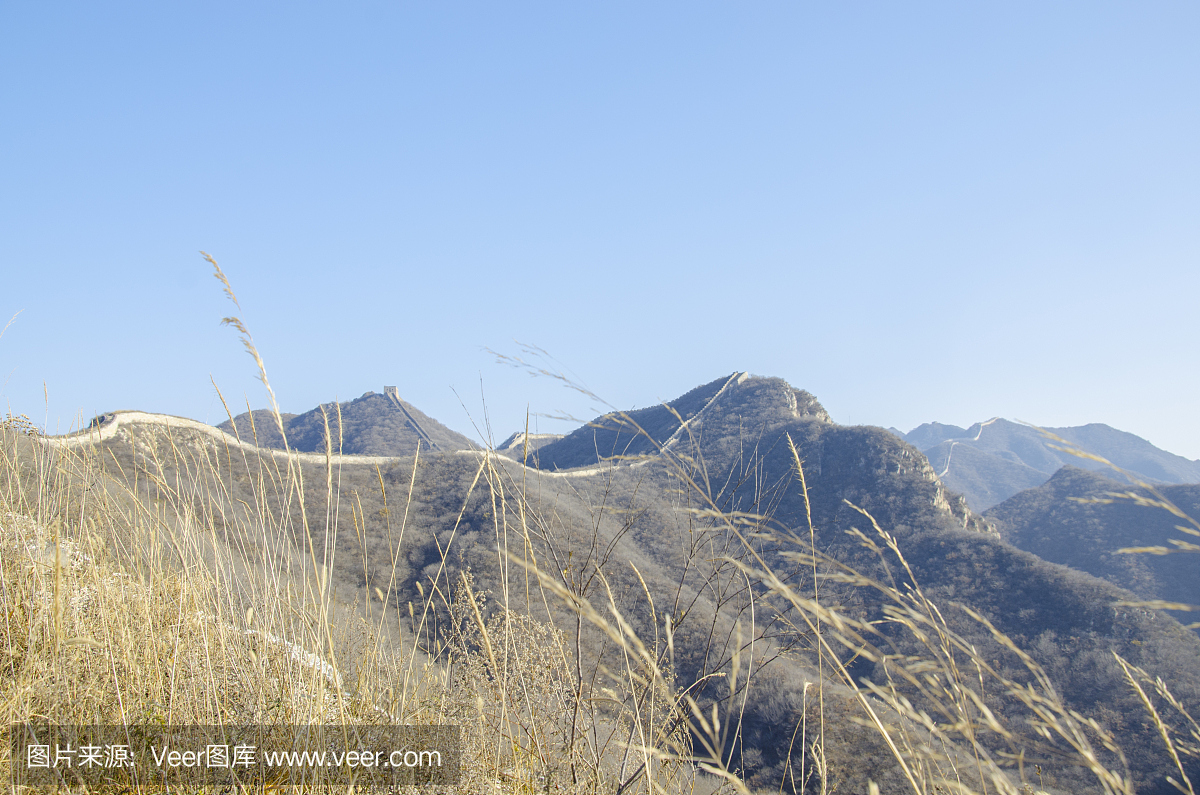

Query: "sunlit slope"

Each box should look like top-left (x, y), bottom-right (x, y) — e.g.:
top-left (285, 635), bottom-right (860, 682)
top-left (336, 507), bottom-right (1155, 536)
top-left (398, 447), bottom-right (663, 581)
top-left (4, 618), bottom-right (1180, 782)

top-left (38, 375), bottom-right (1200, 793)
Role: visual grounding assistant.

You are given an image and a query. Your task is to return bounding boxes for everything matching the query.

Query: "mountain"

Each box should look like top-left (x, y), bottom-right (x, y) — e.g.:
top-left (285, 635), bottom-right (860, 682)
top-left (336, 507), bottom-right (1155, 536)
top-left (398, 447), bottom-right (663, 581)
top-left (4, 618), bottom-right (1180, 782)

top-left (893, 418), bottom-right (1200, 511)
top-left (525, 372), bottom-right (833, 471)
top-left (217, 387), bottom-right (477, 455)
top-left (49, 374), bottom-right (1200, 793)
top-left (902, 421), bottom-right (969, 451)
top-left (986, 465), bottom-right (1200, 628)
top-left (495, 373), bottom-right (1200, 790)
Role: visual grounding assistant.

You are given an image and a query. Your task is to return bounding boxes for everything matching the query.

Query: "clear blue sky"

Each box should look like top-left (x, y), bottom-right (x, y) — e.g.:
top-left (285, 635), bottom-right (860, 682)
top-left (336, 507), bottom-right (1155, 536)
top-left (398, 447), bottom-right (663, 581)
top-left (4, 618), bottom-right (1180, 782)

top-left (3, 3), bottom-right (1199, 459)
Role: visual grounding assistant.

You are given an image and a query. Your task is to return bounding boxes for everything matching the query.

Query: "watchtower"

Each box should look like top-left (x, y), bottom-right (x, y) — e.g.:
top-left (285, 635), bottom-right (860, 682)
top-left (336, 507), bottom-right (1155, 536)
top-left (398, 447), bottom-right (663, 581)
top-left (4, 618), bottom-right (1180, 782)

top-left (381, 385), bottom-right (440, 450)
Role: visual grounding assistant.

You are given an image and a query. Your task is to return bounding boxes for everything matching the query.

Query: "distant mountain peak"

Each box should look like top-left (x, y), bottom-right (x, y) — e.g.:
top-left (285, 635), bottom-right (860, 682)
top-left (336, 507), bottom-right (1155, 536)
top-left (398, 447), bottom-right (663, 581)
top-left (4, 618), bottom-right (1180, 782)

top-left (519, 373), bottom-right (832, 471)
top-left (894, 417), bottom-right (1200, 512)
top-left (218, 387), bottom-right (476, 456)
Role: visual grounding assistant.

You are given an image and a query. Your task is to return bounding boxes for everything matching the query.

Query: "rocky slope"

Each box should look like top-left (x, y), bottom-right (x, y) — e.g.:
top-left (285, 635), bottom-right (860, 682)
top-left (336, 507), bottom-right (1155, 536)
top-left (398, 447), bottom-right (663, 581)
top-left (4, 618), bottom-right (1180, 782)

top-left (218, 389), bottom-right (477, 455)
top-left (987, 465), bottom-right (1200, 628)
top-left (46, 375), bottom-right (1200, 793)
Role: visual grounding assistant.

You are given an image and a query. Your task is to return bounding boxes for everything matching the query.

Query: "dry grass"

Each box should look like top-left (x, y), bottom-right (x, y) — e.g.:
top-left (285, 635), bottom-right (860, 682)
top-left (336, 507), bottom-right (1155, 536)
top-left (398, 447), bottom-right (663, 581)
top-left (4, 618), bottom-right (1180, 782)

top-left (1041, 430), bottom-right (1200, 795)
top-left (482, 376), bottom-right (1200, 794)
top-left (0, 258), bottom-right (708, 794)
top-left (2, 260), bottom-right (1196, 794)
top-left (0, 413), bottom-right (457, 788)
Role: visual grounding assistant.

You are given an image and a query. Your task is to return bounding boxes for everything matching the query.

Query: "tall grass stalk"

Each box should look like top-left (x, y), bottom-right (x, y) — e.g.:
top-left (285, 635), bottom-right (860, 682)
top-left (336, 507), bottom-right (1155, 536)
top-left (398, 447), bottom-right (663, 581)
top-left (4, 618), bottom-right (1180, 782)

top-left (4, 264), bottom-right (1197, 794)
top-left (1, 259), bottom-right (710, 794)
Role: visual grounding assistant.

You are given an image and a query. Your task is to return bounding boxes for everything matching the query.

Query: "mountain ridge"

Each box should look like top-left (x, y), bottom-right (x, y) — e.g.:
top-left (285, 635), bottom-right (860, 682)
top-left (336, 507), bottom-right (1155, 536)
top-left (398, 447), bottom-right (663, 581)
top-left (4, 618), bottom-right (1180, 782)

top-left (986, 465), bottom-right (1200, 628)
top-left (524, 372), bottom-right (834, 471)
top-left (893, 418), bottom-right (1200, 511)
top-left (218, 388), bottom-right (478, 456)
top-left (39, 373), bottom-right (1200, 792)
